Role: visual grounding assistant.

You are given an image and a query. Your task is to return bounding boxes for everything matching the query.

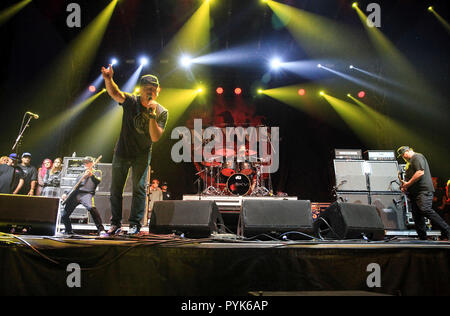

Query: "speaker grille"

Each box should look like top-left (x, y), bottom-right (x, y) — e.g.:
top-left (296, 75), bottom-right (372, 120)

top-left (241, 200), bottom-right (313, 238)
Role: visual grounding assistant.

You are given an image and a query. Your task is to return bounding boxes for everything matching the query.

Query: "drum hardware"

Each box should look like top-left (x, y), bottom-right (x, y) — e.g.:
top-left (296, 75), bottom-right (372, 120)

top-left (202, 158), bottom-right (223, 196)
top-left (250, 159), bottom-right (271, 197)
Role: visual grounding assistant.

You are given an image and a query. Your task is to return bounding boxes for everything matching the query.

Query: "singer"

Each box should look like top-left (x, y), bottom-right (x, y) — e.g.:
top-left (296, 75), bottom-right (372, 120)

top-left (101, 64), bottom-right (169, 235)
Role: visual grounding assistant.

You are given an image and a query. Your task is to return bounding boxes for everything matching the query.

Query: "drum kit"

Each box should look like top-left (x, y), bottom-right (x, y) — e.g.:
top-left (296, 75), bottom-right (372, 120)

top-left (198, 146), bottom-right (272, 197)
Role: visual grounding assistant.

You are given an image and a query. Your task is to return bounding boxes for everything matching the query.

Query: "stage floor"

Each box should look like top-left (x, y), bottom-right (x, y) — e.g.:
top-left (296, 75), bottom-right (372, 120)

top-left (0, 232), bottom-right (449, 296)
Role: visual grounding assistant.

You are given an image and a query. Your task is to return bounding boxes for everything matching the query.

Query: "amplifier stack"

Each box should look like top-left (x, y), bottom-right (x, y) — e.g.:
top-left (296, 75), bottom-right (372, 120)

top-left (332, 149), bottom-right (409, 231)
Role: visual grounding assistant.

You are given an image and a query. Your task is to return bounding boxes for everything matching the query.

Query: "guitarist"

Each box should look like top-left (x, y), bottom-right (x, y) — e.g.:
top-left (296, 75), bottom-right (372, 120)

top-left (397, 146), bottom-right (450, 241)
top-left (61, 157), bottom-right (106, 237)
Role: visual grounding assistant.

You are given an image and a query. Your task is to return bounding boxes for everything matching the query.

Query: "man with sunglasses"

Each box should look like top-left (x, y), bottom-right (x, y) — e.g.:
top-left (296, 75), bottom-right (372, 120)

top-left (102, 64), bottom-right (168, 235)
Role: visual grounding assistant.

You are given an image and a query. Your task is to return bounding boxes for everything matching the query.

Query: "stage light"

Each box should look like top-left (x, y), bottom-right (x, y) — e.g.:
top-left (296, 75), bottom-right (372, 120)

top-left (257, 89), bottom-right (264, 95)
top-left (89, 85), bottom-right (97, 93)
top-left (140, 57), bottom-right (149, 66)
top-left (358, 91), bottom-right (366, 99)
top-left (352, 2), bottom-right (358, 9)
top-left (216, 87), bottom-right (224, 95)
top-left (319, 91), bottom-right (325, 96)
top-left (196, 86), bottom-right (205, 94)
top-left (270, 58), bottom-right (283, 70)
top-left (428, 6), bottom-right (434, 12)
top-left (180, 55), bottom-right (193, 68)
top-left (349, 65), bottom-right (354, 69)
top-left (317, 64), bottom-right (322, 68)
top-left (111, 58), bottom-right (118, 66)
top-left (298, 89), bottom-right (306, 96)
top-left (235, 88), bottom-right (242, 95)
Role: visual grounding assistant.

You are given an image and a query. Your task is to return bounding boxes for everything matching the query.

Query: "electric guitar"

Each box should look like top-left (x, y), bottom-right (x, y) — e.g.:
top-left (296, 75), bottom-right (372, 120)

top-left (61, 156), bottom-right (102, 205)
top-left (398, 172), bottom-right (408, 195)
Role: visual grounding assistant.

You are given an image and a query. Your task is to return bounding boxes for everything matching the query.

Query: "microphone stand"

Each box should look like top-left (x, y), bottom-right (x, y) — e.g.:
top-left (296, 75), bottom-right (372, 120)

top-left (12, 114), bottom-right (34, 156)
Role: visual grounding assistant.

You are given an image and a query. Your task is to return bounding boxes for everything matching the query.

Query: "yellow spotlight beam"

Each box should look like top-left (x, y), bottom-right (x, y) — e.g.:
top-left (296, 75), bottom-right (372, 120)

top-left (428, 7), bottom-right (450, 33)
top-left (75, 106), bottom-right (123, 157)
top-left (0, 0), bottom-right (31, 27)
top-left (155, 1), bottom-right (212, 88)
top-left (322, 93), bottom-right (379, 146)
top-left (353, 4), bottom-right (441, 105)
top-left (29, 89), bottom-right (106, 145)
top-left (347, 94), bottom-right (449, 173)
top-left (28, 0), bottom-right (118, 112)
top-left (265, 0), bottom-right (371, 60)
top-left (261, 84), bottom-right (335, 121)
top-left (157, 88), bottom-right (199, 130)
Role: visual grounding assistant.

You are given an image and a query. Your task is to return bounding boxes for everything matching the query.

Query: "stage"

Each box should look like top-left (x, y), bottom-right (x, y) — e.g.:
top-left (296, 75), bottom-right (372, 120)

top-left (0, 232), bottom-right (449, 297)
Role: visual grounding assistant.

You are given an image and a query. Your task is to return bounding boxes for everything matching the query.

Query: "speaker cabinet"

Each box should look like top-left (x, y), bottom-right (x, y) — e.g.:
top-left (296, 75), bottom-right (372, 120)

top-left (315, 202), bottom-right (385, 241)
top-left (371, 193), bottom-right (406, 230)
top-left (336, 192), bottom-right (369, 204)
top-left (239, 200), bottom-right (314, 238)
top-left (333, 160), bottom-right (367, 191)
top-left (149, 201), bottom-right (223, 238)
top-left (367, 161), bottom-right (401, 192)
top-left (336, 193), bottom-right (406, 231)
top-left (88, 193), bottom-right (132, 225)
top-left (0, 194), bottom-right (59, 236)
top-left (96, 164), bottom-right (133, 194)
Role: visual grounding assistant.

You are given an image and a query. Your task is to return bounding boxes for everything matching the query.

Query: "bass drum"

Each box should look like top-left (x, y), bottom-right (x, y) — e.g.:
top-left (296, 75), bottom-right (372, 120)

top-left (227, 173), bottom-right (251, 196)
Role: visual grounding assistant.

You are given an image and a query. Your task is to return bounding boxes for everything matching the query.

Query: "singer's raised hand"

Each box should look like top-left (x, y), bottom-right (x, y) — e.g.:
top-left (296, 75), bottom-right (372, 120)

top-left (101, 64), bottom-right (114, 80)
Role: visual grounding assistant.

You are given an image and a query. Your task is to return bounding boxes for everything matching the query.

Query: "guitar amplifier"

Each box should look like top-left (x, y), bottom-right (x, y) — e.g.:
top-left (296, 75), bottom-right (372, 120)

top-left (96, 163), bottom-right (133, 194)
top-left (366, 150), bottom-right (396, 161)
top-left (334, 149), bottom-right (363, 160)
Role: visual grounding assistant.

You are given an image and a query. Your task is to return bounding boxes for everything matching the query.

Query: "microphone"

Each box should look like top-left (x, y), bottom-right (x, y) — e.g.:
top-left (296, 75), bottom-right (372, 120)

top-left (26, 112), bottom-right (39, 119)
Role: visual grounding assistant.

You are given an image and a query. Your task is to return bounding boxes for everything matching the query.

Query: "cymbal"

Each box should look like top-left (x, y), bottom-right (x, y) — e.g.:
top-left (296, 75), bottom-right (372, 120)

top-left (202, 161), bottom-right (222, 167)
top-left (202, 155), bottom-right (223, 167)
top-left (213, 147), bottom-right (236, 157)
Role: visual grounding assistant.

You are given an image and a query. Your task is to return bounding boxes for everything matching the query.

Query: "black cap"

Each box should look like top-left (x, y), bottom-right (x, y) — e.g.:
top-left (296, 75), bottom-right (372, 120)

top-left (82, 156), bottom-right (95, 164)
top-left (397, 146), bottom-right (410, 158)
top-left (140, 75), bottom-right (159, 87)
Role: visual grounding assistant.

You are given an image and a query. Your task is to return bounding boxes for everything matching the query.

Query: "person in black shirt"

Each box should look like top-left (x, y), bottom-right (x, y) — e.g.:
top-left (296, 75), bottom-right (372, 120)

top-left (18, 152), bottom-right (38, 196)
top-left (0, 163), bottom-right (24, 194)
top-left (398, 146), bottom-right (450, 240)
top-left (102, 64), bottom-right (168, 235)
top-left (0, 154), bottom-right (25, 194)
top-left (61, 157), bottom-right (106, 236)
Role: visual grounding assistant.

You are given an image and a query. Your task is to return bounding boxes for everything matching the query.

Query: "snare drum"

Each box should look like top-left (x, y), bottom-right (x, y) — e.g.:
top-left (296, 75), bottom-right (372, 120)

top-left (227, 173), bottom-right (251, 196)
top-left (221, 160), bottom-right (236, 177)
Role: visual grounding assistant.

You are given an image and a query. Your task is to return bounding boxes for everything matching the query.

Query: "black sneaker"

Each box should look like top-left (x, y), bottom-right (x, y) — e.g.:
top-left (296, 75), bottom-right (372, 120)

top-left (107, 225), bottom-right (122, 236)
top-left (128, 225), bottom-right (141, 235)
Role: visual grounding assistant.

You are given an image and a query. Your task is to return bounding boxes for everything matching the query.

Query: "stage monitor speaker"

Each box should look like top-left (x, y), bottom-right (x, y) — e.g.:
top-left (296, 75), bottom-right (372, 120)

top-left (336, 193), bottom-right (406, 231)
top-left (240, 200), bottom-right (314, 239)
top-left (0, 194), bottom-right (59, 236)
top-left (315, 202), bottom-right (385, 241)
top-left (149, 201), bottom-right (223, 238)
